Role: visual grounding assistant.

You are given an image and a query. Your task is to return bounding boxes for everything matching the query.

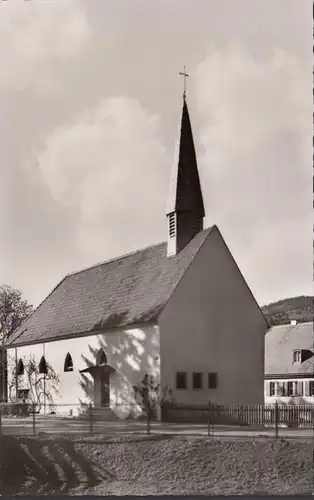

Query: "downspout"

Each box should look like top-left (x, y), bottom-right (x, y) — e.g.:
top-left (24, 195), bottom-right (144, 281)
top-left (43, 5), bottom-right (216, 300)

top-left (15, 347), bottom-right (18, 399)
top-left (43, 344), bottom-right (46, 415)
top-left (1, 332), bottom-right (4, 402)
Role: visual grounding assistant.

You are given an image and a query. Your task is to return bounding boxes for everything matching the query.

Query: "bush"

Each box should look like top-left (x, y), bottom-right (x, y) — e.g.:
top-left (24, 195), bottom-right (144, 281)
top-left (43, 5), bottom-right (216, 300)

top-left (0, 402), bottom-right (31, 418)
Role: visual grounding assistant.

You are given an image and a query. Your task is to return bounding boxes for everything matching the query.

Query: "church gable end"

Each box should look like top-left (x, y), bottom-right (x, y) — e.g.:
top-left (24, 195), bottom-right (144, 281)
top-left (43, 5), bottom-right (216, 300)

top-left (159, 225), bottom-right (267, 406)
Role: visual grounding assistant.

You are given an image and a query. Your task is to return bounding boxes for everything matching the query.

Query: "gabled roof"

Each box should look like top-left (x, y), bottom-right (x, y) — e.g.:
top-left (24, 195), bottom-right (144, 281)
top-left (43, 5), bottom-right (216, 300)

top-left (265, 322), bottom-right (314, 376)
top-left (7, 227), bottom-right (214, 347)
top-left (166, 97), bottom-right (205, 217)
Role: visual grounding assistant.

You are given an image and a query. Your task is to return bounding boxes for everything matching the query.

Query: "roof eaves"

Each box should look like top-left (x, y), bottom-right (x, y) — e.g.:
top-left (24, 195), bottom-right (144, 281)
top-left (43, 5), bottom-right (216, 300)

top-left (6, 318), bottom-right (159, 349)
top-left (5, 275), bottom-right (68, 347)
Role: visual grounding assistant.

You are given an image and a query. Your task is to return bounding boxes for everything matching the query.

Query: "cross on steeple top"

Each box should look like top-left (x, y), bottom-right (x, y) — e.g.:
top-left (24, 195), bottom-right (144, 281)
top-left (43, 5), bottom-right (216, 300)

top-left (179, 66), bottom-right (189, 99)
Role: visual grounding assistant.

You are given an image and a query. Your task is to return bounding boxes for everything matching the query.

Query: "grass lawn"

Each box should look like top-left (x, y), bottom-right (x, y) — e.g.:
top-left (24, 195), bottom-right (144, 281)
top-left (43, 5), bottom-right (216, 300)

top-left (0, 434), bottom-right (313, 495)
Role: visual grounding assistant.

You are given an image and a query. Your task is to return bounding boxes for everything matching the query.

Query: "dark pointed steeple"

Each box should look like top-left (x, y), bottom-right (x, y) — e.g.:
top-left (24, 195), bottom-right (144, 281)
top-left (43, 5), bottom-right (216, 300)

top-left (166, 95), bottom-right (205, 257)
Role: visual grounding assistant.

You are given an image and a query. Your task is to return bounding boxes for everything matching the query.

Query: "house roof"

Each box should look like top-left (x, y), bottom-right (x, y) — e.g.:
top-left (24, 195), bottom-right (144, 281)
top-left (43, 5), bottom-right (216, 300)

top-left (265, 322), bottom-right (314, 376)
top-left (7, 227), bottom-right (214, 347)
top-left (166, 97), bottom-right (205, 217)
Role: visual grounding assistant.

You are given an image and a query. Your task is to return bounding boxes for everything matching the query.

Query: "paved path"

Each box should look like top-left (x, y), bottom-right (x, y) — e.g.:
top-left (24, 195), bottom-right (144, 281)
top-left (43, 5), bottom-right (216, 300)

top-left (1, 416), bottom-right (313, 439)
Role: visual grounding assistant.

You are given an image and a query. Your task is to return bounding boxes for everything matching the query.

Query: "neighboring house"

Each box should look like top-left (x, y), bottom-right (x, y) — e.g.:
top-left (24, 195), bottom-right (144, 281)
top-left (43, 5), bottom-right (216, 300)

top-left (265, 321), bottom-right (314, 405)
top-left (5, 94), bottom-right (268, 418)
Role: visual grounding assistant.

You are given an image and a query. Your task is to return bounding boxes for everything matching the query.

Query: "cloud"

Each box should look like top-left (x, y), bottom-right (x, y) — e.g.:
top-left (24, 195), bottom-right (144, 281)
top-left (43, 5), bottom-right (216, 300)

top-left (195, 46), bottom-right (312, 304)
top-left (0, 0), bottom-right (90, 91)
top-left (35, 97), bottom-right (168, 256)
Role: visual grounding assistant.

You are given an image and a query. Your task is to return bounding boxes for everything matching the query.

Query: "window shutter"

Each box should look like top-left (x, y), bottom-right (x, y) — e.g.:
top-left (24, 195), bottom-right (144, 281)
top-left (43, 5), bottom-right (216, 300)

top-left (304, 381), bottom-right (310, 396)
top-left (265, 381), bottom-right (270, 397)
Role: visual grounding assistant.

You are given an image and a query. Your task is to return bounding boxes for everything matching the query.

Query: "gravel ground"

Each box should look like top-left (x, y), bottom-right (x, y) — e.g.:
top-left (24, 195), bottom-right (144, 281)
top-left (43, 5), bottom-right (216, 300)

top-left (0, 434), bottom-right (313, 495)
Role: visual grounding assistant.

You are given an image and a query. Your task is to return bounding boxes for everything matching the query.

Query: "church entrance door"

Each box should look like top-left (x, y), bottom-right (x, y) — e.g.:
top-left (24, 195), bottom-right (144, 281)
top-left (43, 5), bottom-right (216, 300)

top-left (100, 371), bottom-right (110, 407)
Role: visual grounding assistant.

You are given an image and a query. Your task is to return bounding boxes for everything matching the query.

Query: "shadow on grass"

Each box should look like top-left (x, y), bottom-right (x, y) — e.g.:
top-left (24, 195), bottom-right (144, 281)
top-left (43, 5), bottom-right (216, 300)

top-left (0, 434), bottom-right (113, 495)
top-left (69, 434), bottom-right (176, 445)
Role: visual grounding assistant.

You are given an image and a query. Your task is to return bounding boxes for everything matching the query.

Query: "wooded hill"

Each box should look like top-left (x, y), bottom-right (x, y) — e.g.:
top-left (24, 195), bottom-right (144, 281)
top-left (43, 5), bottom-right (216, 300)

top-left (262, 295), bottom-right (313, 326)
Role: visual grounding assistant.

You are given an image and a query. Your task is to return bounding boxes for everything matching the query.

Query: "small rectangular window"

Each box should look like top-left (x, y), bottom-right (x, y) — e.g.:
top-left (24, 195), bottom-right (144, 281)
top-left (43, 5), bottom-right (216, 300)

top-left (293, 350), bottom-right (301, 363)
top-left (17, 389), bottom-right (29, 400)
top-left (208, 372), bottom-right (218, 389)
top-left (176, 372), bottom-right (187, 389)
top-left (309, 381), bottom-right (314, 396)
top-left (193, 372), bottom-right (203, 389)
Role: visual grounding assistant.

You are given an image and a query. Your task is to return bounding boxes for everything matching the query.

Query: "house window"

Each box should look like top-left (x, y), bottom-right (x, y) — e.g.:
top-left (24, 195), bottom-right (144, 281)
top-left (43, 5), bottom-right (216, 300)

top-left (64, 353), bottom-right (73, 372)
top-left (193, 372), bottom-right (203, 389)
top-left (293, 350), bottom-right (301, 363)
top-left (16, 359), bottom-right (24, 376)
top-left (287, 381), bottom-right (293, 396)
top-left (39, 356), bottom-right (48, 374)
top-left (269, 382), bottom-right (275, 396)
top-left (294, 381), bottom-right (303, 396)
top-left (176, 372), bottom-right (187, 389)
top-left (96, 349), bottom-right (107, 366)
top-left (208, 372), bottom-right (218, 389)
top-left (309, 381), bottom-right (314, 396)
top-left (17, 389), bottom-right (29, 400)
top-left (169, 213), bottom-right (176, 239)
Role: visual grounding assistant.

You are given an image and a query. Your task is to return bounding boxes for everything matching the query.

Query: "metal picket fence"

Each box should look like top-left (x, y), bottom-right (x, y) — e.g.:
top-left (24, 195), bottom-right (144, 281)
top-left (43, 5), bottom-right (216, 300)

top-left (0, 401), bottom-right (313, 438)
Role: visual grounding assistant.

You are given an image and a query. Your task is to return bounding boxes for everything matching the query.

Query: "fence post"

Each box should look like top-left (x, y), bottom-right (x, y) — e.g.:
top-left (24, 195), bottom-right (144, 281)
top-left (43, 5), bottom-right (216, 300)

top-left (89, 403), bottom-right (93, 434)
top-left (207, 402), bottom-right (211, 436)
top-left (275, 401), bottom-right (279, 439)
top-left (146, 407), bottom-right (151, 435)
top-left (0, 410), bottom-right (2, 438)
top-left (32, 405), bottom-right (36, 435)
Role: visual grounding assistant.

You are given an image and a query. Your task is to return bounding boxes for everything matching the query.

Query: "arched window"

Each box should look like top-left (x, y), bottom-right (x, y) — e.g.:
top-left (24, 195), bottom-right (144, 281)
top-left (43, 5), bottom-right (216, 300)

top-left (39, 356), bottom-right (48, 374)
top-left (64, 353), bottom-right (73, 372)
top-left (17, 359), bottom-right (24, 376)
top-left (96, 348), bottom-right (107, 366)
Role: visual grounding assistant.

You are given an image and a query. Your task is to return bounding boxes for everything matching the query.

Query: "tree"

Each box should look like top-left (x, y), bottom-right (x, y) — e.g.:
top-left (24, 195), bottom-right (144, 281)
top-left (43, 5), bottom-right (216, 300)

top-left (8, 355), bottom-right (60, 413)
top-left (0, 285), bottom-right (33, 342)
top-left (0, 285), bottom-right (33, 402)
top-left (133, 374), bottom-right (173, 434)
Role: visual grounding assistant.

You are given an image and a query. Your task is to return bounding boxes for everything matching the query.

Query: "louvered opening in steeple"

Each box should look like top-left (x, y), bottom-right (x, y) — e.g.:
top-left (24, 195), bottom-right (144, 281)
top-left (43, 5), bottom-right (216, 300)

top-left (169, 213), bottom-right (176, 238)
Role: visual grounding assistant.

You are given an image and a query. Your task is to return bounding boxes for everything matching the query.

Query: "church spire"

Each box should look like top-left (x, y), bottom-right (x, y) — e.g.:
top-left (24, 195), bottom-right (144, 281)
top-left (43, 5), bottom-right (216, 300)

top-left (166, 91), bottom-right (205, 257)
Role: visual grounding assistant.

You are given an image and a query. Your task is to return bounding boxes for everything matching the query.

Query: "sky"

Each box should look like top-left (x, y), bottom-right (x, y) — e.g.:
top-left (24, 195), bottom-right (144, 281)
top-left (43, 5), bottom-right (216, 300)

top-left (0, 0), bottom-right (312, 309)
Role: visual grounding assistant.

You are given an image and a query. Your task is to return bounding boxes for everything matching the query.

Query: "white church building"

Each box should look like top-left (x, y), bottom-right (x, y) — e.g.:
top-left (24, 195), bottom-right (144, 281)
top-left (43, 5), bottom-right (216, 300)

top-left (6, 94), bottom-right (268, 419)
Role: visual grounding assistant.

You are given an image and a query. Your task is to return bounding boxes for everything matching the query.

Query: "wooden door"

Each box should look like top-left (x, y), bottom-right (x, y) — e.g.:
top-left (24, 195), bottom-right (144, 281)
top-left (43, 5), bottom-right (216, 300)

top-left (100, 372), bottom-right (110, 407)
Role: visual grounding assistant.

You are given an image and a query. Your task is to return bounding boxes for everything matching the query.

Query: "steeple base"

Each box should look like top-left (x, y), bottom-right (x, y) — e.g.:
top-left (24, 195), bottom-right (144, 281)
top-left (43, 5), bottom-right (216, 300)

top-left (167, 211), bottom-right (203, 257)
